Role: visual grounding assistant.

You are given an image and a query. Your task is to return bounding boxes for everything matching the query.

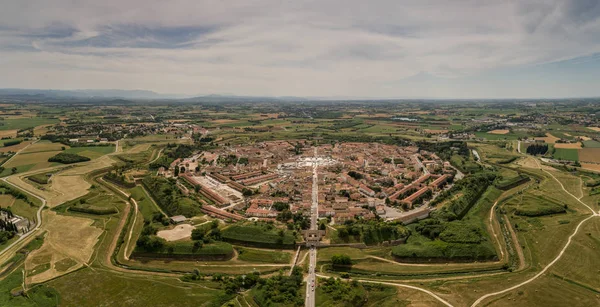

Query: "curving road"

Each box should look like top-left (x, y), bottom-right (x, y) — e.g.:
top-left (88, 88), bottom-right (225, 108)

top-left (0, 177), bottom-right (46, 256)
top-left (471, 157), bottom-right (599, 306)
top-left (315, 273), bottom-right (454, 307)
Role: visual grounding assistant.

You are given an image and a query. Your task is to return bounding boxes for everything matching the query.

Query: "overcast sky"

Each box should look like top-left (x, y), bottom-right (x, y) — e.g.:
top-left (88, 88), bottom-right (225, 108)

top-left (1, 0), bottom-right (600, 98)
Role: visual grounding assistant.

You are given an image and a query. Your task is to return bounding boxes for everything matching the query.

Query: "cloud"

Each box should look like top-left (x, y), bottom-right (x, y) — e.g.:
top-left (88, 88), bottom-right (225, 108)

top-left (1, 0), bottom-right (600, 98)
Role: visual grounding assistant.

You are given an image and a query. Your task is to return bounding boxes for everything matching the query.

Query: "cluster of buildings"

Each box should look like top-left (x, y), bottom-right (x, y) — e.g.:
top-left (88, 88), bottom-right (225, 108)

top-left (165, 141), bottom-right (456, 225)
top-left (0, 210), bottom-right (31, 234)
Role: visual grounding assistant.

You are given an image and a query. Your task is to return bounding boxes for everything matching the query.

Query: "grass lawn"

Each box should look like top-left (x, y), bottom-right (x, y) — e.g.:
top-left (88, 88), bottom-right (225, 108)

top-left (553, 148), bottom-right (579, 161)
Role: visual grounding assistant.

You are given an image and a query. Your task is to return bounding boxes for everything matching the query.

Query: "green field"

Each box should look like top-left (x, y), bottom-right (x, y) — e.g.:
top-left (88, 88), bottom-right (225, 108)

top-left (505, 195), bottom-right (567, 217)
top-left (47, 268), bottom-right (231, 306)
top-left (221, 223), bottom-right (297, 248)
top-left (583, 140), bottom-right (600, 148)
top-left (236, 247), bottom-right (292, 264)
top-left (0, 265), bottom-right (59, 307)
top-left (133, 240), bottom-right (234, 259)
top-left (474, 131), bottom-right (527, 140)
top-left (553, 148), bottom-right (579, 161)
top-left (129, 186), bottom-right (163, 221)
top-left (0, 163), bottom-right (36, 177)
top-left (0, 117), bottom-right (59, 131)
top-left (52, 187), bottom-right (120, 216)
top-left (64, 146), bottom-right (115, 159)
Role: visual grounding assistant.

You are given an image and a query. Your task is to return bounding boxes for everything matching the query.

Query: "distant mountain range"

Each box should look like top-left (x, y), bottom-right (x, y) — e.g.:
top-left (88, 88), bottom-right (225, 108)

top-left (1, 88), bottom-right (595, 103)
top-left (0, 88), bottom-right (185, 100)
top-left (0, 88), bottom-right (310, 103)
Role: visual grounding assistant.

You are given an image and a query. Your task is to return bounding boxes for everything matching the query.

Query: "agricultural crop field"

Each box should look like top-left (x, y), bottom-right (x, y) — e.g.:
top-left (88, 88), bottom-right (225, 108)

top-left (0, 99), bottom-right (599, 307)
top-left (553, 148), bottom-right (579, 161)
top-left (0, 117), bottom-right (59, 131)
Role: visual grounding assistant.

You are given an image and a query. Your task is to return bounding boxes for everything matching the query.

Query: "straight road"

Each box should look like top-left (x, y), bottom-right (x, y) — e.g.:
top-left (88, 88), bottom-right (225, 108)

top-left (306, 147), bottom-right (319, 307)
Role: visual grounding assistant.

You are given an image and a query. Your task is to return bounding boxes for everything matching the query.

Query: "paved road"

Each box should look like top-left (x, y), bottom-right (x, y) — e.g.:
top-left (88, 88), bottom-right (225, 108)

top-left (0, 177), bottom-right (46, 256)
top-left (0, 140), bottom-right (46, 257)
top-left (305, 247), bottom-right (317, 307)
top-left (305, 147), bottom-right (319, 307)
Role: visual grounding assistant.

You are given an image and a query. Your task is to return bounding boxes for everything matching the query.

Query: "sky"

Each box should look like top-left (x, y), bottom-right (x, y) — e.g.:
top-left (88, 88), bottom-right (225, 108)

top-left (1, 0), bottom-right (600, 99)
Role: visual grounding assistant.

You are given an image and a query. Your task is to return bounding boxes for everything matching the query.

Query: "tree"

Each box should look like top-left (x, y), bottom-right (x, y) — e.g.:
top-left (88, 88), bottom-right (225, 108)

top-left (191, 228), bottom-right (205, 241)
top-left (331, 254), bottom-right (352, 266)
top-left (11, 167), bottom-right (17, 174)
top-left (277, 210), bottom-right (292, 222)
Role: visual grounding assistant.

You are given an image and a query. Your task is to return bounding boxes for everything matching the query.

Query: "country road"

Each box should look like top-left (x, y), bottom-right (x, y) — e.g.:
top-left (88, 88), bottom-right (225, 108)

top-left (470, 157), bottom-right (599, 306)
top-left (0, 177), bottom-right (46, 256)
top-left (0, 140), bottom-right (46, 257)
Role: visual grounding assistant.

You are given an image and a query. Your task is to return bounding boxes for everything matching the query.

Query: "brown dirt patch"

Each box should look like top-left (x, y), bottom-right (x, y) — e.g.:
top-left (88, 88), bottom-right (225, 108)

top-left (535, 133), bottom-right (560, 144)
top-left (33, 124), bottom-right (53, 136)
top-left (6, 156), bottom-right (115, 208)
top-left (577, 136), bottom-right (592, 141)
top-left (0, 140), bottom-right (31, 153)
top-left (516, 156), bottom-right (556, 171)
top-left (0, 195), bottom-right (16, 208)
top-left (488, 129), bottom-right (510, 135)
top-left (25, 211), bottom-right (102, 284)
top-left (126, 143), bottom-right (151, 153)
top-left (3, 151), bottom-right (60, 168)
top-left (0, 130), bottom-right (18, 138)
top-left (578, 148), bottom-right (600, 163)
top-left (20, 142), bottom-right (66, 154)
top-left (587, 127), bottom-right (600, 132)
top-left (554, 142), bottom-right (582, 149)
top-left (157, 224), bottom-right (194, 241)
top-left (581, 163), bottom-right (600, 172)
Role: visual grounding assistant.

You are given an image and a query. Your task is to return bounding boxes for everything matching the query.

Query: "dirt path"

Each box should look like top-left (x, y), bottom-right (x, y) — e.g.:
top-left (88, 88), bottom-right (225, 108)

top-left (316, 273), bottom-right (454, 307)
top-left (471, 158), bottom-right (599, 306)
